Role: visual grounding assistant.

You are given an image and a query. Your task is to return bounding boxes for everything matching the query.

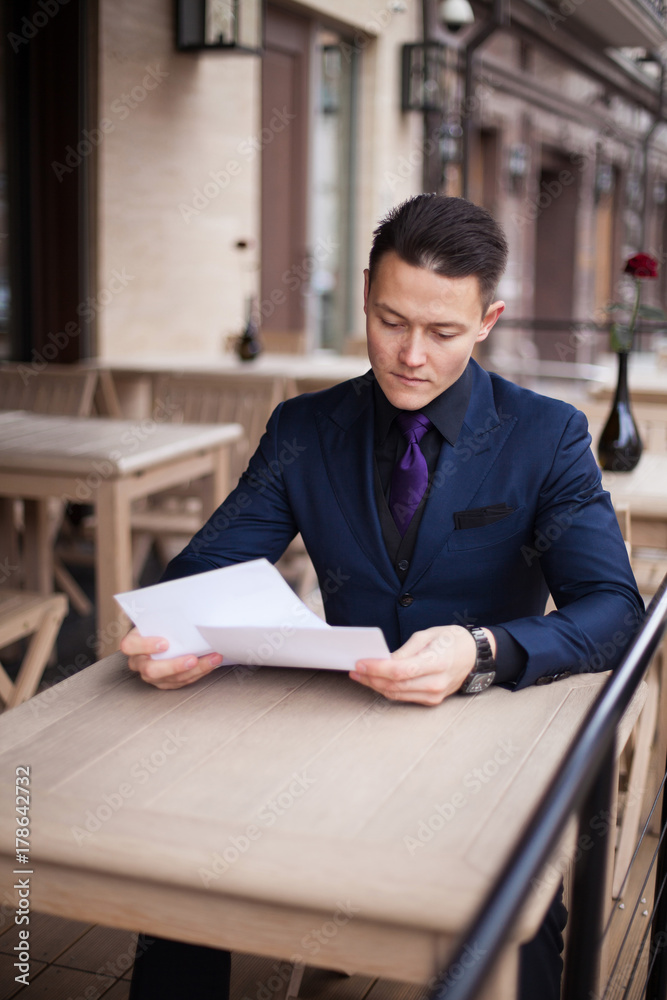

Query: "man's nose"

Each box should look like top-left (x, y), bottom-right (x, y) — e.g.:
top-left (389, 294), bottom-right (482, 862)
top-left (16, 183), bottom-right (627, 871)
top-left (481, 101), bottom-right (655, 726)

top-left (398, 332), bottom-right (427, 367)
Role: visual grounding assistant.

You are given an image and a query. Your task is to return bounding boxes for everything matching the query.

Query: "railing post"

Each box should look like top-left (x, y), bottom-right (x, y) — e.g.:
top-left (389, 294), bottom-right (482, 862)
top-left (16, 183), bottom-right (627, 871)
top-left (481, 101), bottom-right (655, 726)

top-left (647, 746), bottom-right (667, 1000)
top-left (562, 739), bottom-right (616, 1000)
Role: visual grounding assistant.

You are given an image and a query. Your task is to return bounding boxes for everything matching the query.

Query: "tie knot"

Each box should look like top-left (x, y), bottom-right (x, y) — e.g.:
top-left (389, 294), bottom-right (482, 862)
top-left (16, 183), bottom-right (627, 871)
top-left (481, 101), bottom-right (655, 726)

top-left (396, 411), bottom-right (432, 444)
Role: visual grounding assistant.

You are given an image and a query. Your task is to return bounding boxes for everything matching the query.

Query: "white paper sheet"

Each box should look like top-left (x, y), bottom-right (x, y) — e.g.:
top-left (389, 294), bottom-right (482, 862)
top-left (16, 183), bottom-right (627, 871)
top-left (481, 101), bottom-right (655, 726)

top-left (114, 558), bottom-right (390, 670)
top-left (197, 624), bottom-right (389, 672)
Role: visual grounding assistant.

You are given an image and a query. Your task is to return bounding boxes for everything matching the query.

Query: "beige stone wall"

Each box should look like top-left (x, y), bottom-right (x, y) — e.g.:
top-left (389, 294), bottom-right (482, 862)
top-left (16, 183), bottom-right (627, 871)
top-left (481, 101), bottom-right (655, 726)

top-left (98, 0), bottom-right (261, 359)
top-left (97, 0), bottom-right (422, 359)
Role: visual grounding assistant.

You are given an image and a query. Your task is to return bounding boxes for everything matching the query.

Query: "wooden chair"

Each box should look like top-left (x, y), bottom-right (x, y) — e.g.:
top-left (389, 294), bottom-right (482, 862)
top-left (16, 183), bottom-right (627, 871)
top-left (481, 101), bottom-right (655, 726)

top-left (128, 372), bottom-right (287, 577)
top-left (0, 590), bottom-right (68, 709)
top-left (0, 362), bottom-right (122, 418)
top-left (0, 363), bottom-right (98, 417)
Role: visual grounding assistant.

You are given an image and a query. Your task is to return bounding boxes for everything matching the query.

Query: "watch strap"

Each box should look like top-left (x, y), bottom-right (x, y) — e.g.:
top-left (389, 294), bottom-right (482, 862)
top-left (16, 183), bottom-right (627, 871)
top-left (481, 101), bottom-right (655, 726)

top-left (460, 625), bottom-right (496, 694)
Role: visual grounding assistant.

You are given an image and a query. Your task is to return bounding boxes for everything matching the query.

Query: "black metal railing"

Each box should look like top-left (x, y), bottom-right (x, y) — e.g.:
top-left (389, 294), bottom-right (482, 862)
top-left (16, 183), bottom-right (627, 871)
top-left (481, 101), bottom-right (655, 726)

top-left (429, 576), bottom-right (667, 1000)
top-left (635, 0), bottom-right (667, 23)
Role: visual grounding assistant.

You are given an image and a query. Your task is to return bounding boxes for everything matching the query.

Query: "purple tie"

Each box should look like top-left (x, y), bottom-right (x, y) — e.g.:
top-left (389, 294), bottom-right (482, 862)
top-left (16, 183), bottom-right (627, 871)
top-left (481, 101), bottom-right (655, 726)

top-left (389, 412), bottom-right (433, 536)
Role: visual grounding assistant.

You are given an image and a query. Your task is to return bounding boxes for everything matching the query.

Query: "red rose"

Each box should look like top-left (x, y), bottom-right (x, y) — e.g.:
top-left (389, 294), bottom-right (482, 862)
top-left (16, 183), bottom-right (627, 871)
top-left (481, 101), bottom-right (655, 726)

top-left (624, 252), bottom-right (658, 279)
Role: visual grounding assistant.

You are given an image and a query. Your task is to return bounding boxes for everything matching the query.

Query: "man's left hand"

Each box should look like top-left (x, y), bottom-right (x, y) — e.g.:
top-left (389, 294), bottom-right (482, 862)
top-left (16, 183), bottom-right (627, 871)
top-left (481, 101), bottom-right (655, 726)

top-left (350, 625), bottom-right (495, 706)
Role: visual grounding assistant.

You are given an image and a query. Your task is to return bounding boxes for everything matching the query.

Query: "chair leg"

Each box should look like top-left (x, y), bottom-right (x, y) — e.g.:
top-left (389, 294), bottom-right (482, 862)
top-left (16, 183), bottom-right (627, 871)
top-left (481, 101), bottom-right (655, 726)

top-left (0, 661), bottom-right (15, 705)
top-left (7, 602), bottom-right (68, 708)
top-left (54, 555), bottom-right (93, 616)
top-left (285, 962), bottom-right (306, 1000)
top-left (132, 531), bottom-right (155, 585)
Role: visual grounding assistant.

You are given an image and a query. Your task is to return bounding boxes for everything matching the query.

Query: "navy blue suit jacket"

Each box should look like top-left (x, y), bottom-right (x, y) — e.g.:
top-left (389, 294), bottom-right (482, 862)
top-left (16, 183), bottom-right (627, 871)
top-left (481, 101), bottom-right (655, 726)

top-left (164, 360), bottom-right (643, 690)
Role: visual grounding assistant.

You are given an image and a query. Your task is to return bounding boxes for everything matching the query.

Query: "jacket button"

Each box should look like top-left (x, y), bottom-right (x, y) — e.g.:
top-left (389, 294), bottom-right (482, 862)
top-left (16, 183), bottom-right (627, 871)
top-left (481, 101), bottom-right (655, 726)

top-left (535, 676), bottom-right (554, 686)
top-left (397, 559), bottom-right (409, 572)
top-left (399, 593), bottom-right (414, 607)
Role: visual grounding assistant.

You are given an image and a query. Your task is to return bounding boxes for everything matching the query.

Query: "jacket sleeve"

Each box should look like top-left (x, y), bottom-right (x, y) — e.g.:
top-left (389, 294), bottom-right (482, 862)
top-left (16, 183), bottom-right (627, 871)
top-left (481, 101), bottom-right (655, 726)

top-left (499, 408), bottom-right (644, 689)
top-left (161, 402), bottom-right (299, 582)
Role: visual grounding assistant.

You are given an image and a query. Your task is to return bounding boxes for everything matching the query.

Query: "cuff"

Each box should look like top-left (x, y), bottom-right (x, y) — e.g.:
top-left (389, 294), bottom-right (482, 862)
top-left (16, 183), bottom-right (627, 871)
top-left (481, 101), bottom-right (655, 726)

top-left (489, 626), bottom-right (528, 686)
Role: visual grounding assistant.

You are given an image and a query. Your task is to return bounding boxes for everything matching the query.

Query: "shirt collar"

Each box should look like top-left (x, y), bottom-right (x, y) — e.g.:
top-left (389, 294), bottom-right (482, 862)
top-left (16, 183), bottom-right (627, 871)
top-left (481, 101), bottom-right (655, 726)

top-left (373, 363), bottom-right (473, 447)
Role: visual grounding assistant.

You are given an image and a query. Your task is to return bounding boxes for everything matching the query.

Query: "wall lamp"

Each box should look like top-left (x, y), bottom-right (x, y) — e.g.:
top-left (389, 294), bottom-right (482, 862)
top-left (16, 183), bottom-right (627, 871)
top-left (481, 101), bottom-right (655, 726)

top-left (176, 0), bottom-right (264, 54)
top-left (401, 41), bottom-right (447, 112)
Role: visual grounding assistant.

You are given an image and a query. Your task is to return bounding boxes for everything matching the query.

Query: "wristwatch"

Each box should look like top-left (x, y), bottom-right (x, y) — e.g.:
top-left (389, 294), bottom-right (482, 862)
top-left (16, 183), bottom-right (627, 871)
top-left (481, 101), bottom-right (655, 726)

top-left (460, 626), bottom-right (496, 694)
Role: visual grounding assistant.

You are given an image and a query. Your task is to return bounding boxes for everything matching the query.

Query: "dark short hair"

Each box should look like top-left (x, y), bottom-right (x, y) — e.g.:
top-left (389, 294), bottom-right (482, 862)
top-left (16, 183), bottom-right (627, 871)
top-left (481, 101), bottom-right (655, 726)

top-left (368, 194), bottom-right (509, 313)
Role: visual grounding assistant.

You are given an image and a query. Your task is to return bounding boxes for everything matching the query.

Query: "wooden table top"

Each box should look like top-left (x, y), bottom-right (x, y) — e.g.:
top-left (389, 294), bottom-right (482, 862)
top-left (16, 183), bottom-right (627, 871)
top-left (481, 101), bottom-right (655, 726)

top-left (0, 411), bottom-right (243, 477)
top-left (84, 352), bottom-right (371, 380)
top-left (0, 654), bottom-right (635, 984)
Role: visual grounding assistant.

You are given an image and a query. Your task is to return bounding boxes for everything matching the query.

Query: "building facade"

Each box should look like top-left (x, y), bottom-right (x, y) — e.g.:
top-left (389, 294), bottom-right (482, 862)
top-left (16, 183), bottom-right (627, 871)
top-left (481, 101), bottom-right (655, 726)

top-left (2, 0), bottom-right (667, 365)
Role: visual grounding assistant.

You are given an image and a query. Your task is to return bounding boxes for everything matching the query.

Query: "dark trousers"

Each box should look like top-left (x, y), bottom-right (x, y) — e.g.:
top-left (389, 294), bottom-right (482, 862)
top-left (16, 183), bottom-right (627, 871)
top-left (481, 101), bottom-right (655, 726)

top-left (129, 889), bottom-right (567, 1000)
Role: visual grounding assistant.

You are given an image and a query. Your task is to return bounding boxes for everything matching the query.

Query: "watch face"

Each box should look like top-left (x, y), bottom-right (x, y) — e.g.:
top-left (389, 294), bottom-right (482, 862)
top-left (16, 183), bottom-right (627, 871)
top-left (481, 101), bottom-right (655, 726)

top-left (461, 671), bottom-right (495, 694)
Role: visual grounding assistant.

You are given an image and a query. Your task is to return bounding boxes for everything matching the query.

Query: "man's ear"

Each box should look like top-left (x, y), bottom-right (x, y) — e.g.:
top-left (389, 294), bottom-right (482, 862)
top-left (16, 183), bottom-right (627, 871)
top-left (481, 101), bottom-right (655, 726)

top-left (363, 269), bottom-right (370, 315)
top-left (476, 300), bottom-right (505, 343)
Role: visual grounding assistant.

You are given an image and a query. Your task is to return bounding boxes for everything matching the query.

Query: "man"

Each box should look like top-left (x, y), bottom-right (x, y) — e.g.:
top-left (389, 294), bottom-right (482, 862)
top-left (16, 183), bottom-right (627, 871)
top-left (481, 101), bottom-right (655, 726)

top-left (124, 195), bottom-right (643, 999)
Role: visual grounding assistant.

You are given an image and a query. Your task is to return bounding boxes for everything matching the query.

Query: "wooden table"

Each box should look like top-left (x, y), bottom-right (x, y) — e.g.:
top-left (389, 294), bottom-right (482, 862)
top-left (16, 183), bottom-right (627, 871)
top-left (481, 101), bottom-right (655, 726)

top-left (0, 654), bottom-right (642, 998)
top-left (82, 355), bottom-right (371, 418)
top-left (0, 412), bottom-right (243, 656)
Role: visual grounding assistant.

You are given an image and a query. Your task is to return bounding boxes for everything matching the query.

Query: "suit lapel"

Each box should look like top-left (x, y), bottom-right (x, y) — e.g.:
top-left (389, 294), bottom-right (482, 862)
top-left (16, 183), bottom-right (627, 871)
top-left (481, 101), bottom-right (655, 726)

top-left (316, 373), bottom-right (398, 588)
top-left (408, 362), bottom-right (518, 586)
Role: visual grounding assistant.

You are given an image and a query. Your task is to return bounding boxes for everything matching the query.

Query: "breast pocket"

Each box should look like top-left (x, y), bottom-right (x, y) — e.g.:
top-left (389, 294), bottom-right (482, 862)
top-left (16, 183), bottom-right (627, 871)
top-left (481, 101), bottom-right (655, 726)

top-left (446, 505), bottom-right (527, 551)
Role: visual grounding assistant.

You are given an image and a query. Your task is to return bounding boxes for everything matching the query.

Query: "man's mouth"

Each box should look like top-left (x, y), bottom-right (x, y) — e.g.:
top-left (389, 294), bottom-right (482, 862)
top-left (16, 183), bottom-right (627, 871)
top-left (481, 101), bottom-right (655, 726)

top-left (393, 372), bottom-right (428, 385)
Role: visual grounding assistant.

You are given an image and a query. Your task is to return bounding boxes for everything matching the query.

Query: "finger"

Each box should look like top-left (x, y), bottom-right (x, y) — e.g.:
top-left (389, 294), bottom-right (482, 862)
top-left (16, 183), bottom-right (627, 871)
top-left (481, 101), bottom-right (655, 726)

top-left (148, 653), bottom-right (225, 690)
top-left (349, 670), bottom-right (448, 706)
top-left (121, 629), bottom-right (169, 657)
top-left (353, 653), bottom-right (436, 682)
top-left (352, 663), bottom-right (447, 693)
top-left (136, 651), bottom-right (223, 685)
top-left (391, 630), bottom-right (442, 659)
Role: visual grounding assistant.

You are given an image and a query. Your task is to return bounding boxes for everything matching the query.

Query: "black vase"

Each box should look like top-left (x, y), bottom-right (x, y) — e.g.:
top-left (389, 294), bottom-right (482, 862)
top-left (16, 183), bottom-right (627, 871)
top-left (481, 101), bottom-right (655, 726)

top-left (237, 296), bottom-right (263, 362)
top-left (597, 351), bottom-right (643, 472)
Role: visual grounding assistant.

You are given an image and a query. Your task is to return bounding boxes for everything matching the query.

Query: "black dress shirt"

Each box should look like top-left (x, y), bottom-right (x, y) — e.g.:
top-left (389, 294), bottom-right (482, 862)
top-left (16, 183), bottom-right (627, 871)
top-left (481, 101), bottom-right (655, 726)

top-left (372, 369), bottom-right (526, 686)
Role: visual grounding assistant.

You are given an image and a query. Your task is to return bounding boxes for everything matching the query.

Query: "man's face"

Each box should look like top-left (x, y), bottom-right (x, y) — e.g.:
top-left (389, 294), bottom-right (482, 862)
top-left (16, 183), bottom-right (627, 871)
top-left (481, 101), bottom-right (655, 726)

top-left (364, 252), bottom-right (504, 410)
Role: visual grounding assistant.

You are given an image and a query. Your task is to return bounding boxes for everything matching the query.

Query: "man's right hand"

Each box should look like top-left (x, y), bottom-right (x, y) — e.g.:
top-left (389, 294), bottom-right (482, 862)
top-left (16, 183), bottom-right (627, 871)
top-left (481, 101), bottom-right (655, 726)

top-left (120, 628), bottom-right (224, 690)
